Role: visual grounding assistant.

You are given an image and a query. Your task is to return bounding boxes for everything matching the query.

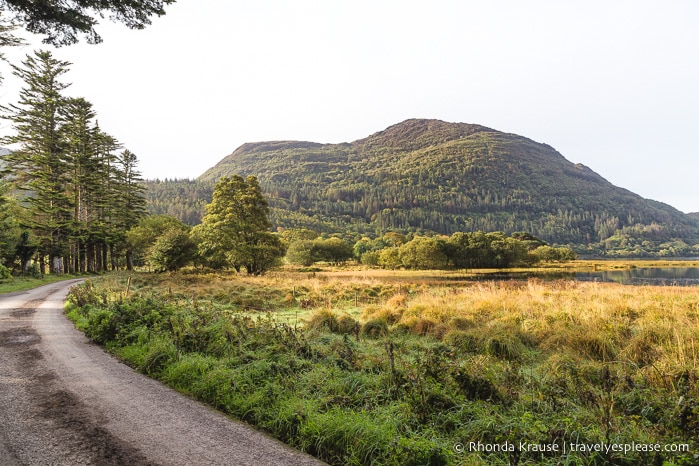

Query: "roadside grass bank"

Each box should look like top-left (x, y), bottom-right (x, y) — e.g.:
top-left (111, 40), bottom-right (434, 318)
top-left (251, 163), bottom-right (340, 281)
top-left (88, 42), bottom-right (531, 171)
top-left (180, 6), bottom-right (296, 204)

top-left (0, 274), bottom-right (84, 294)
top-left (66, 271), bottom-right (699, 465)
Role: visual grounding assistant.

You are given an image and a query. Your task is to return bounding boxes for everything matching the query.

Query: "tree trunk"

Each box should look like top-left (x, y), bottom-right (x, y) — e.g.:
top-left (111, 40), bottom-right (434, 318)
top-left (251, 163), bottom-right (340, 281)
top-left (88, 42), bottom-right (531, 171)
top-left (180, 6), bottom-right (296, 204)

top-left (110, 244), bottom-right (117, 271)
top-left (52, 256), bottom-right (64, 274)
top-left (126, 248), bottom-right (134, 271)
top-left (102, 242), bottom-right (108, 272)
top-left (86, 242), bottom-right (95, 273)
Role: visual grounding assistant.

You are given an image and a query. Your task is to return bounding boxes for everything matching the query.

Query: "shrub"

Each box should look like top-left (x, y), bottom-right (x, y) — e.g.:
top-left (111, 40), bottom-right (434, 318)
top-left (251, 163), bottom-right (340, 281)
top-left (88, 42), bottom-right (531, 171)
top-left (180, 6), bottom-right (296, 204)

top-left (305, 310), bottom-right (339, 333)
top-left (68, 280), bottom-right (100, 307)
top-left (0, 264), bottom-right (11, 280)
top-left (360, 318), bottom-right (388, 338)
top-left (336, 314), bottom-right (358, 335)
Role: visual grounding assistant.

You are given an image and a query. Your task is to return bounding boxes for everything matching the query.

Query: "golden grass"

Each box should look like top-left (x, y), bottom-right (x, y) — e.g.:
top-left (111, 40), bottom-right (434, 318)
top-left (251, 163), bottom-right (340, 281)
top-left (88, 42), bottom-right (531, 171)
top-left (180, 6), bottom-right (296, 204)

top-left (375, 279), bottom-right (699, 373)
top-left (94, 268), bottom-right (699, 375)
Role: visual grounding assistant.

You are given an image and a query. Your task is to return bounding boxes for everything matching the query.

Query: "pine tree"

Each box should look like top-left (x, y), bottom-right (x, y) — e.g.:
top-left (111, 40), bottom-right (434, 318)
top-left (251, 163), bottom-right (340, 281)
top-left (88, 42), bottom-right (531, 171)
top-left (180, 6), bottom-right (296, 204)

top-left (61, 96), bottom-right (99, 272)
top-left (1, 50), bottom-right (72, 274)
top-left (114, 149), bottom-right (147, 270)
top-left (2, 51), bottom-right (148, 273)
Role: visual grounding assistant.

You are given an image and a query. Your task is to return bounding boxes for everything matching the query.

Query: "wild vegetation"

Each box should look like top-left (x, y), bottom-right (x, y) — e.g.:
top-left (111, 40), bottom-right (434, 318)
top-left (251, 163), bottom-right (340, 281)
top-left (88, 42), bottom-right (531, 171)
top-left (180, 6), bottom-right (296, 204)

top-left (67, 271), bottom-right (699, 465)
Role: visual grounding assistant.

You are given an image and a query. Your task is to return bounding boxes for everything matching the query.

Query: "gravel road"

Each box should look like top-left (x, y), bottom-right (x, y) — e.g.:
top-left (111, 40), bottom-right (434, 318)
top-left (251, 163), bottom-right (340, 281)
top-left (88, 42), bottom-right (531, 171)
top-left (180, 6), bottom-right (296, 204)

top-left (0, 280), bottom-right (325, 465)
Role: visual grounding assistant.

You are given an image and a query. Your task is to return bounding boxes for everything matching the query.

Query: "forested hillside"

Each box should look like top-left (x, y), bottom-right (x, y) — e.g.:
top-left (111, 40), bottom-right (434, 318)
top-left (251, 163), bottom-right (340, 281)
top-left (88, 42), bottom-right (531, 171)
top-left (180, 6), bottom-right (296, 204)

top-left (145, 119), bottom-right (699, 256)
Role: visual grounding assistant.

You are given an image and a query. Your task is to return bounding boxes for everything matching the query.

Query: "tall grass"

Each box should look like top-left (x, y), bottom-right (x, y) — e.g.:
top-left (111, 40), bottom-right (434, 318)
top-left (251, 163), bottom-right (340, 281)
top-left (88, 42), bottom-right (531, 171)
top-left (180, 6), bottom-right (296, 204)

top-left (66, 273), bottom-right (699, 465)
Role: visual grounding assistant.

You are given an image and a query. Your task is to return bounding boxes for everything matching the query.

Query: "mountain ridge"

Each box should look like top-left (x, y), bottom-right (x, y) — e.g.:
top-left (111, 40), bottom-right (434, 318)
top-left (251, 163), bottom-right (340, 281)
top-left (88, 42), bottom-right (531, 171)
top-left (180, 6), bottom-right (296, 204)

top-left (178, 119), bottom-right (698, 252)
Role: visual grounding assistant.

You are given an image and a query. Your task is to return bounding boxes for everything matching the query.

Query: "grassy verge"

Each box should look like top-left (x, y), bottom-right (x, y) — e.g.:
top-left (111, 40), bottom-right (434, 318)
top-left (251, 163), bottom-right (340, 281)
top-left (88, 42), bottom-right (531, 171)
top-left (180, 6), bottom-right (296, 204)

top-left (66, 271), bottom-right (699, 465)
top-left (0, 274), bottom-right (83, 294)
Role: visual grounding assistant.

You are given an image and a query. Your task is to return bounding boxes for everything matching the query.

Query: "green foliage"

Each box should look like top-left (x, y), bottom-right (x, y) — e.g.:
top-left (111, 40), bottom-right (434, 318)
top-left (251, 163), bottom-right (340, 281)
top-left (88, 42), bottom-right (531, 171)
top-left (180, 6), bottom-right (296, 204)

top-left (194, 175), bottom-right (286, 274)
top-left (533, 245), bottom-right (578, 262)
top-left (126, 215), bottom-right (192, 269)
top-left (397, 236), bottom-right (448, 269)
top-left (0, 264), bottom-right (11, 280)
top-left (285, 240), bottom-right (316, 266)
top-left (286, 237), bottom-right (354, 266)
top-left (1, 0), bottom-right (175, 46)
top-left (148, 229), bottom-right (197, 272)
top-left (352, 231), bottom-right (570, 270)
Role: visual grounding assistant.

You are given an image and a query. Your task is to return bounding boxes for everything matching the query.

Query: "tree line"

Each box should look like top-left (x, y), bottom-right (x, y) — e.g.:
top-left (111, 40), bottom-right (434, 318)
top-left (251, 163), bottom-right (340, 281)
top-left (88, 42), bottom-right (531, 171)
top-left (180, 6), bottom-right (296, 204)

top-left (0, 51), bottom-right (147, 275)
top-left (285, 230), bottom-right (577, 270)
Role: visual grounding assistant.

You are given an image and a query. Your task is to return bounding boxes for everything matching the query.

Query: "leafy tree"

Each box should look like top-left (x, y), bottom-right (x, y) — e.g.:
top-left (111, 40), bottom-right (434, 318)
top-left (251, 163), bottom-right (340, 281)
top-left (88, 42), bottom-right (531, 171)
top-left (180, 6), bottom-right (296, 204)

top-left (0, 0), bottom-right (176, 46)
top-left (533, 245), bottom-right (577, 263)
top-left (285, 240), bottom-right (316, 266)
top-left (313, 237), bottom-right (354, 265)
top-left (234, 232), bottom-right (286, 276)
top-left (125, 214), bottom-right (189, 268)
top-left (149, 228), bottom-right (196, 272)
top-left (398, 236), bottom-right (448, 269)
top-left (383, 231), bottom-right (407, 246)
top-left (489, 236), bottom-right (532, 267)
top-left (378, 247), bottom-right (401, 269)
top-left (193, 175), bottom-right (285, 275)
top-left (510, 231), bottom-right (547, 250)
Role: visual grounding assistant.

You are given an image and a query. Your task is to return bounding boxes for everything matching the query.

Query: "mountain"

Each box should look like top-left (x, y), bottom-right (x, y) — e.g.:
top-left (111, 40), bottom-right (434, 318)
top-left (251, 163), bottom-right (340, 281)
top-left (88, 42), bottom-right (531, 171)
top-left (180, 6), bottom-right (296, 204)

top-left (191, 119), bottom-right (698, 247)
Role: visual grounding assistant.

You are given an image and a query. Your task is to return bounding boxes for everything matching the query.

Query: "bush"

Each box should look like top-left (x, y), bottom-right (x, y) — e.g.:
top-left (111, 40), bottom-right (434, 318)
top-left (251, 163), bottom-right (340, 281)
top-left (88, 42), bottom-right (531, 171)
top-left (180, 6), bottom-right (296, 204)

top-left (361, 318), bottom-right (388, 338)
top-left (0, 264), bottom-right (11, 280)
top-left (148, 229), bottom-right (197, 272)
top-left (336, 314), bottom-right (359, 335)
top-left (68, 280), bottom-right (100, 307)
top-left (306, 310), bottom-right (339, 333)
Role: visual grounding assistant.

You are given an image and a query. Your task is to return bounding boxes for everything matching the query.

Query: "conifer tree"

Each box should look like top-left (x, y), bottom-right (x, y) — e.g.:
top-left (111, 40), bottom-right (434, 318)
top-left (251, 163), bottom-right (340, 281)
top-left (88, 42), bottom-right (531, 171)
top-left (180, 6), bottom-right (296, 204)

top-left (1, 50), bottom-right (72, 274)
top-left (0, 0), bottom-right (175, 46)
top-left (2, 50), bottom-right (148, 273)
top-left (114, 149), bottom-right (147, 270)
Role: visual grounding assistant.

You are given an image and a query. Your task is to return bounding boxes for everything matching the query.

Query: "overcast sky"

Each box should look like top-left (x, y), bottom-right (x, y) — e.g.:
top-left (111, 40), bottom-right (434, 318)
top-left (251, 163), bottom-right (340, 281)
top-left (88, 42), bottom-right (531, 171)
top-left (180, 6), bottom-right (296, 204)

top-left (1, 0), bottom-right (698, 213)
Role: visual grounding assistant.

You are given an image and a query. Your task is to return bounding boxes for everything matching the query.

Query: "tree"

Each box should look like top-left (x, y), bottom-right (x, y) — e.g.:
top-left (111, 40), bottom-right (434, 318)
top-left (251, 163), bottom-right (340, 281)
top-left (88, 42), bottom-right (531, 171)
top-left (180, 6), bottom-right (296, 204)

top-left (149, 228), bottom-right (196, 272)
top-left (398, 236), bottom-right (448, 269)
top-left (0, 12), bottom-right (22, 62)
top-left (125, 214), bottom-right (189, 268)
top-left (313, 237), bottom-right (354, 265)
top-left (114, 150), bottom-right (147, 269)
top-left (1, 50), bottom-right (147, 273)
top-left (0, 0), bottom-right (176, 46)
top-left (285, 240), bottom-right (316, 266)
top-left (193, 175), bottom-right (286, 275)
top-left (1, 50), bottom-right (72, 274)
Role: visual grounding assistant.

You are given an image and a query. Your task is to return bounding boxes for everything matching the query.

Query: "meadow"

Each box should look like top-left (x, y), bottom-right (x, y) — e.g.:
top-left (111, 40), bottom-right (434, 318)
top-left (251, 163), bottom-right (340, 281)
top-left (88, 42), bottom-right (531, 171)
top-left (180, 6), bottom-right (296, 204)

top-left (65, 266), bottom-right (699, 465)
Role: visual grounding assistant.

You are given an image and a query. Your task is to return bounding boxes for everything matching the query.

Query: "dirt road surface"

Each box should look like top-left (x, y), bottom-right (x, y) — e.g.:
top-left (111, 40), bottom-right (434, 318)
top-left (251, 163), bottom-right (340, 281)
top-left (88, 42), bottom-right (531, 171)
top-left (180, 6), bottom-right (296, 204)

top-left (0, 280), bottom-right (325, 465)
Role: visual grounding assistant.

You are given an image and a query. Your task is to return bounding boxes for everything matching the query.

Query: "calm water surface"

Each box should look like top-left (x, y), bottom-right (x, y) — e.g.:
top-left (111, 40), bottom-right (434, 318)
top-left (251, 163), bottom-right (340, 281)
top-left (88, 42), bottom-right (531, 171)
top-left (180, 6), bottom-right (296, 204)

top-left (575, 267), bottom-right (699, 286)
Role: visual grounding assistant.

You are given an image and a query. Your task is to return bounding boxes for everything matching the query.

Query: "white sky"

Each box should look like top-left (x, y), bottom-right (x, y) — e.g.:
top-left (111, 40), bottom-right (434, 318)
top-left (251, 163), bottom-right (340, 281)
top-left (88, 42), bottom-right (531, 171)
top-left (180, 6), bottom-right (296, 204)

top-left (1, 0), bottom-right (698, 213)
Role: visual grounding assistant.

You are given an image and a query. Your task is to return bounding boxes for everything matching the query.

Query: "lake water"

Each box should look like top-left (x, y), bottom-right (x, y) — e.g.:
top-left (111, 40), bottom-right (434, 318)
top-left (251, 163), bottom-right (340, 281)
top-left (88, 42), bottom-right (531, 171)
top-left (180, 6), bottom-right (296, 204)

top-left (453, 266), bottom-right (699, 286)
top-left (575, 267), bottom-right (699, 286)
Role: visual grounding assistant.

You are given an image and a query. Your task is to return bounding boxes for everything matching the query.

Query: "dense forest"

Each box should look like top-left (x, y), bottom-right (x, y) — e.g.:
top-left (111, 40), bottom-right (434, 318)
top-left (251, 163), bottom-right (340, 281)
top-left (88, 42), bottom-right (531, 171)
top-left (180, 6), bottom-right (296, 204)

top-left (144, 119), bottom-right (699, 258)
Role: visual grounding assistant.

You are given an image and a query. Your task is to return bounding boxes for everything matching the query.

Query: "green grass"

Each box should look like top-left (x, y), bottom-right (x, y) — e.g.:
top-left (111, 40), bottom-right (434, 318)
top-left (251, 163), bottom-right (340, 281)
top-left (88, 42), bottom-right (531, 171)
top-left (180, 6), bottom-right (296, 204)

top-left (64, 271), bottom-right (699, 465)
top-left (0, 274), bottom-right (83, 294)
